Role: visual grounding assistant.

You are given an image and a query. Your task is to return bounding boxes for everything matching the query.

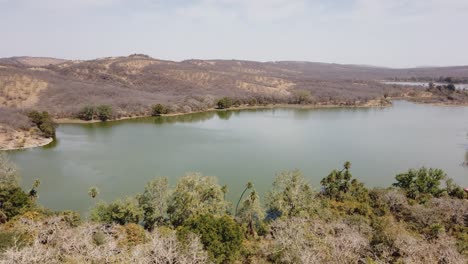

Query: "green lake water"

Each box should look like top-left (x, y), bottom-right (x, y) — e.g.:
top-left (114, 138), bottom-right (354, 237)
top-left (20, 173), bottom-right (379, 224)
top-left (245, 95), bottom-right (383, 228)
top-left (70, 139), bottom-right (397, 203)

top-left (7, 101), bottom-right (468, 214)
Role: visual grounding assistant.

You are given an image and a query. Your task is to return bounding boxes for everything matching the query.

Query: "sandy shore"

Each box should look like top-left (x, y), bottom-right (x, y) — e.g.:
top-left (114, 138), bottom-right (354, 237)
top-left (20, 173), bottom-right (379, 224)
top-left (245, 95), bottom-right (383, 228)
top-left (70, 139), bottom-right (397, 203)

top-left (0, 129), bottom-right (53, 151)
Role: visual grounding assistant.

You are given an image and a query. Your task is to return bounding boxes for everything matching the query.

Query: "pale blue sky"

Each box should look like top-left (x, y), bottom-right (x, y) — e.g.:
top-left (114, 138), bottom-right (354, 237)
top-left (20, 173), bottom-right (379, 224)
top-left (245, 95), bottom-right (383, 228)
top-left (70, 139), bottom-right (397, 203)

top-left (1, 0), bottom-right (467, 68)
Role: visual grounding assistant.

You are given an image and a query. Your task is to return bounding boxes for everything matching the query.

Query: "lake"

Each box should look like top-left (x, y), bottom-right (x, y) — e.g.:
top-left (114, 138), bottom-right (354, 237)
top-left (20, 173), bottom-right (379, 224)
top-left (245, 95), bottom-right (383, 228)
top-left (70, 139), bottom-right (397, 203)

top-left (7, 101), bottom-right (468, 214)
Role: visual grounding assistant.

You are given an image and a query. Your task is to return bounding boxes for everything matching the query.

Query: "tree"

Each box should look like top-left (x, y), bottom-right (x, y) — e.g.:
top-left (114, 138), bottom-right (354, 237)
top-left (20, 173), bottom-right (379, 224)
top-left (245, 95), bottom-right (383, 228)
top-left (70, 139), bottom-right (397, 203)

top-left (178, 214), bottom-right (243, 264)
top-left (96, 105), bottom-right (113, 121)
top-left (27, 110), bottom-right (57, 138)
top-left (235, 181), bottom-right (253, 216)
top-left (0, 187), bottom-right (33, 220)
top-left (151, 104), bottom-right (168, 116)
top-left (0, 153), bottom-right (34, 220)
top-left (291, 89), bottom-right (312, 104)
top-left (137, 177), bottom-right (170, 230)
top-left (78, 106), bottom-right (95, 121)
top-left (393, 167), bottom-right (446, 201)
top-left (90, 197), bottom-right (143, 225)
top-left (266, 170), bottom-right (315, 219)
top-left (216, 97), bottom-right (233, 109)
top-left (446, 83), bottom-right (456, 92)
top-left (237, 189), bottom-right (264, 236)
top-left (321, 162), bottom-right (369, 204)
top-left (88, 186), bottom-right (99, 199)
top-left (0, 153), bottom-right (19, 189)
top-left (28, 179), bottom-right (40, 200)
top-left (167, 173), bottom-right (229, 226)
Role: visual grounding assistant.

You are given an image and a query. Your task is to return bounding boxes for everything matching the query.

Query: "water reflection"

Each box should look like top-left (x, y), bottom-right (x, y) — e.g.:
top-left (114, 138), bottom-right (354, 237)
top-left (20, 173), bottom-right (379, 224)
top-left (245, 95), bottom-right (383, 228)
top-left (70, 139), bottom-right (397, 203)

top-left (216, 111), bottom-right (233, 120)
top-left (42, 138), bottom-right (59, 149)
top-left (153, 111), bottom-right (218, 125)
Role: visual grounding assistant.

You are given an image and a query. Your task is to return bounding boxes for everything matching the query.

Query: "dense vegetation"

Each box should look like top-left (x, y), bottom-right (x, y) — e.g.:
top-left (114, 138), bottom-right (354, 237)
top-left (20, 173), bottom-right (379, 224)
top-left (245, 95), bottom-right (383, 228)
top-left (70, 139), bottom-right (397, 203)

top-left (0, 154), bottom-right (467, 263)
top-left (27, 110), bottom-right (57, 138)
top-left (77, 105), bottom-right (114, 121)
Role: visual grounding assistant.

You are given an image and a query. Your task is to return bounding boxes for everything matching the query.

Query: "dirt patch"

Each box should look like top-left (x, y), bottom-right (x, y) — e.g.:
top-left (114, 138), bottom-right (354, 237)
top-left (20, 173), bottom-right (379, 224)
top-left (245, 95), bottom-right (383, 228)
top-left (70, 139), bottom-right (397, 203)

top-left (0, 74), bottom-right (48, 108)
top-left (0, 126), bottom-right (53, 150)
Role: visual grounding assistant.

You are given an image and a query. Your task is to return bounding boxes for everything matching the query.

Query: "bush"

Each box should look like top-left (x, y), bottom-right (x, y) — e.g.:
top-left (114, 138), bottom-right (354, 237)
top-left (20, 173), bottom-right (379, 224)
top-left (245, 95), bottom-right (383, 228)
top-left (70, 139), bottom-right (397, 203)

top-left (38, 121), bottom-right (56, 138)
top-left (91, 198), bottom-right (143, 225)
top-left (77, 106), bottom-right (95, 121)
top-left (27, 110), bottom-right (57, 138)
top-left (151, 104), bottom-right (168, 116)
top-left (167, 173), bottom-right (229, 227)
top-left (178, 214), bottom-right (244, 264)
top-left (216, 97), bottom-right (233, 109)
top-left (0, 187), bottom-right (34, 220)
top-left (96, 105), bottom-right (113, 121)
top-left (137, 178), bottom-right (170, 230)
top-left (393, 167), bottom-right (446, 201)
top-left (266, 170), bottom-right (315, 219)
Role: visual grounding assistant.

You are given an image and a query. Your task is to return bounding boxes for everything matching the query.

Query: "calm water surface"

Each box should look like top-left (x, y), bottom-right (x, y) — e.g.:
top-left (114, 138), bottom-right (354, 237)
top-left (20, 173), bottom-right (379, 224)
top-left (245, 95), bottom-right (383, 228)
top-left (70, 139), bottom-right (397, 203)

top-left (8, 101), bottom-right (468, 214)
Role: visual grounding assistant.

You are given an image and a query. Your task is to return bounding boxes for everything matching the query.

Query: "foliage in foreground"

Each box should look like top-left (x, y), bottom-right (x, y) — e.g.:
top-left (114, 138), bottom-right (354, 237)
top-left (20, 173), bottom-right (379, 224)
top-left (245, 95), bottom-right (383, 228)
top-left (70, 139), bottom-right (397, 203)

top-left (0, 156), bottom-right (467, 263)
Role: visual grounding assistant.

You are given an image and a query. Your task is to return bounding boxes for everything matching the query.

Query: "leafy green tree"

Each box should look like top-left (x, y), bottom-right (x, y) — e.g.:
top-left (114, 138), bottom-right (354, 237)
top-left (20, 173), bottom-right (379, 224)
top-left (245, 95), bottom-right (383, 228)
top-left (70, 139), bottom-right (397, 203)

top-left (235, 181), bottom-right (253, 216)
top-left (0, 187), bottom-right (33, 220)
top-left (0, 154), bottom-right (34, 220)
top-left (151, 104), bottom-right (168, 116)
top-left (237, 189), bottom-right (264, 236)
top-left (444, 178), bottom-right (467, 199)
top-left (137, 177), bottom-right (170, 230)
top-left (167, 173), bottom-right (229, 226)
top-left (178, 214), bottom-right (244, 264)
top-left (78, 106), bottom-right (95, 121)
top-left (27, 110), bottom-right (50, 126)
top-left (266, 170), bottom-right (315, 218)
top-left (96, 105), bottom-right (113, 121)
top-left (91, 197), bottom-right (143, 225)
top-left (216, 97), bottom-right (233, 109)
top-left (27, 110), bottom-right (57, 138)
top-left (321, 162), bottom-right (368, 203)
top-left (88, 186), bottom-right (99, 199)
top-left (393, 167), bottom-right (446, 200)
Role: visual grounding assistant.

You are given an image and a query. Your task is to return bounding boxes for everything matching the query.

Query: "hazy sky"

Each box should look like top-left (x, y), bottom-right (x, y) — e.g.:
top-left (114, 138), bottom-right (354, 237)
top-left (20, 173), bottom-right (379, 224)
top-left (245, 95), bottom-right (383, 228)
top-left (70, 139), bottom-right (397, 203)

top-left (1, 0), bottom-right (467, 68)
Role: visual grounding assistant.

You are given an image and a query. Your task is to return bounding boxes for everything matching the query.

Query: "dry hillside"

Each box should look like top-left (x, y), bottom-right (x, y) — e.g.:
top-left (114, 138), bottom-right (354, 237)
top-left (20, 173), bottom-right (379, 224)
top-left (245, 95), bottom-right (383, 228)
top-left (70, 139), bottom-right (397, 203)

top-left (0, 54), bottom-right (466, 119)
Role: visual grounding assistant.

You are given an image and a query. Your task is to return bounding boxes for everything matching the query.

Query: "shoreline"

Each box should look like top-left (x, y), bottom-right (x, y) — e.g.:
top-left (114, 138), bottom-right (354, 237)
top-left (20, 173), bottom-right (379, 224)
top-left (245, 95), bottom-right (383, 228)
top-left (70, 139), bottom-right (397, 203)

top-left (55, 100), bottom-right (391, 125)
top-left (0, 136), bottom-right (53, 151)
top-left (3, 98), bottom-right (467, 151)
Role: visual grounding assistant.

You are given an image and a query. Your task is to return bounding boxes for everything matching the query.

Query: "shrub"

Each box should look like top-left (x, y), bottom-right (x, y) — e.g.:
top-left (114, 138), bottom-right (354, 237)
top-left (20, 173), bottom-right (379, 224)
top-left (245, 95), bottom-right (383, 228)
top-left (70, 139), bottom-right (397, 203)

top-left (137, 178), bottom-right (170, 230)
top-left (167, 173), bottom-right (229, 226)
top-left (291, 89), bottom-right (312, 104)
top-left (151, 104), bottom-right (168, 116)
top-left (178, 214), bottom-right (244, 264)
top-left (27, 110), bottom-right (57, 138)
top-left (216, 97), bottom-right (233, 109)
top-left (393, 167), bottom-right (446, 201)
top-left (38, 121), bottom-right (56, 138)
top-left (90, 197), bottom-right (143, 225)
top-left (0, 153), bottom-right (19, 189)
top-left (77, 106), bottom-right (95, 121)
top-left (96, 105), bottom-right (113, 121)
top-left (0, 187), bottom-right (34, 220)
top-left (266, 170), bottom-right (316, 219)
